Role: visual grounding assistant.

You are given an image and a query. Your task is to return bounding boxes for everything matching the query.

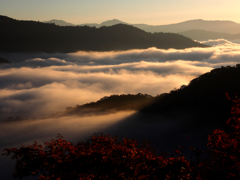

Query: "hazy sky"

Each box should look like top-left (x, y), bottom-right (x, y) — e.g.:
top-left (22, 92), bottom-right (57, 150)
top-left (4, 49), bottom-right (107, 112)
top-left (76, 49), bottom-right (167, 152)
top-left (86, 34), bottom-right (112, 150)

top-left (1, 0), bottom-right (240, 25)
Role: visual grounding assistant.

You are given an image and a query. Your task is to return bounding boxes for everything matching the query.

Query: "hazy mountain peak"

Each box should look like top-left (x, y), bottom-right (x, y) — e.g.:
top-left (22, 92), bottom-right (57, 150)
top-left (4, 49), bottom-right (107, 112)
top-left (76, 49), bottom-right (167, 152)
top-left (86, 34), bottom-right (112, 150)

top-left (43, 19), bottom-right (75, 26)
top-left (100, 19), bottom-right (127, 26)
top-left (49, 19), bottom-right (64, 22)
top-left (0, 15), bottom-right (208, 53)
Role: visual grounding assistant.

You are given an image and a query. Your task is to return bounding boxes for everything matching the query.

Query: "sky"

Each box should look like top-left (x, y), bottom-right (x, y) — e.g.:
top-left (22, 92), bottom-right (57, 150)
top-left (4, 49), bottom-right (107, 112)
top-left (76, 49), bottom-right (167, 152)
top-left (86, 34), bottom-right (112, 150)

top-left (1, 0), bottom-right (240, 25)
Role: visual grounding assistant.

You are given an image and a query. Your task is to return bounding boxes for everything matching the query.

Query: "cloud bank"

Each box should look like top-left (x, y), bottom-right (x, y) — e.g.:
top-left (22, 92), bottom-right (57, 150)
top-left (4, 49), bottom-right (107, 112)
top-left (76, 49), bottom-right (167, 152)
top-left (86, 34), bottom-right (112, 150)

top-left (0, 110), bottom-right (213, 180)
top-left (0, 39), bottom-right (240, 120)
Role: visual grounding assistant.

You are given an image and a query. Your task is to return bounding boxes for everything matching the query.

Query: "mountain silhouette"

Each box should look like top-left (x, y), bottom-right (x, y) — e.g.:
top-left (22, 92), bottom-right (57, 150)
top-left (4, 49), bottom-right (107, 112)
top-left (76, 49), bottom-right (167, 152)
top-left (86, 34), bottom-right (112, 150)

top-left (100, 19), bottom-right (127, 26)
top-left (50, 93), bottom-right (155, 118)
top-left (228, 33), bottom-right (240, 40)
top-left (43, 19), bottom-right (75, 26)
top-left (141, 65), bottom-right (240, 131)
top-left (78, 23), bottom-right (100, 27)
top-left (180, 30), bottom-right (240, 41)
top-left (0, 15), bottom-right (208, 53)
top-left (144, 19), bottom-right (240, 34)
top-left (44, 19), bottom-right (127, 28)
top-left (179, 30), bottom-right (231, 41)
top-left (44, 18), bottom-right (240, 35)
top-left (54, 65), bottom-right (240, 132)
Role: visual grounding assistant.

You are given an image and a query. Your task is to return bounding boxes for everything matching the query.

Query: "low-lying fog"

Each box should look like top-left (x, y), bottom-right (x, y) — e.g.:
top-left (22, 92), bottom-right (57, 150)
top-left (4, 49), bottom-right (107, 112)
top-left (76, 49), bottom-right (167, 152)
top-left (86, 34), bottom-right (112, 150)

top-left (0, 39), bottom-right (240, 179)
top-left (0, 111), bottom-right (214, 180)
top-left (1, 39), bottom-right (240, 120)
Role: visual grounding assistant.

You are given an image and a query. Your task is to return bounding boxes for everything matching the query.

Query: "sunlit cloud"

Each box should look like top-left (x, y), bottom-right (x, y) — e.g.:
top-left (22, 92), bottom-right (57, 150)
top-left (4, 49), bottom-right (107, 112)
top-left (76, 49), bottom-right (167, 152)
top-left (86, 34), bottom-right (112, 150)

top-left (200, 39), bottom-right (240, 47)
top-left (0, 66), bottom-right (199, 119)
top-left (0, 40), bottom-right (240, 120)
top-left (0, 112), bottom-right (135, 148)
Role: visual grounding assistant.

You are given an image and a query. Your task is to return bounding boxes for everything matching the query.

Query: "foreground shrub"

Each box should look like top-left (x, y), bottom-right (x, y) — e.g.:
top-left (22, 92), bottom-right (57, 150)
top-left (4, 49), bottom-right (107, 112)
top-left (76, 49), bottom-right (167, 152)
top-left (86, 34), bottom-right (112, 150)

top-left (198, 93), bottom-right (240, 179)
top-left (3, 93), bottom-right (240, 179)
top-left (3, 133), bottom-right (192, 180)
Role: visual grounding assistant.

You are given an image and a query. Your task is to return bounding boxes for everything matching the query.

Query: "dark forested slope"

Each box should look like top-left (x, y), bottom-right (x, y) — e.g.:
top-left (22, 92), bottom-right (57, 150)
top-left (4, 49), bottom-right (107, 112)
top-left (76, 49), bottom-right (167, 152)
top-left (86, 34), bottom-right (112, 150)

top-left (55, 65), bottom-right (240, 131)
top-left (50, 93), bottom-right (155, 117)
top-left (0, 56), bottom-right (11, 63)
top-left (0, 15), bottom-right (208, 53)
top-left (141, 65), bottom-right (240, 129)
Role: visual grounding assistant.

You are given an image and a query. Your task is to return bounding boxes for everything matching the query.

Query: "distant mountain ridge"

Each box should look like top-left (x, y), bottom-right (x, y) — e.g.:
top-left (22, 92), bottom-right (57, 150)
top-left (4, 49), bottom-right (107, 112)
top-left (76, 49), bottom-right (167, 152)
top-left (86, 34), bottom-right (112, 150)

top-left (100, 19), bottom-right (126, 27)
top-left (43, 19), bottom-right (75, 26)
top-left (44, 19), bottom-right (127, 28)
top-left (0, 15), bottom-right (208, 53)
top-left (179, 30), bottom-right (231, 41)
top-left (147, 19), bottom-right (240, 34)
top-left (44, 18), bottom-right (240, 36)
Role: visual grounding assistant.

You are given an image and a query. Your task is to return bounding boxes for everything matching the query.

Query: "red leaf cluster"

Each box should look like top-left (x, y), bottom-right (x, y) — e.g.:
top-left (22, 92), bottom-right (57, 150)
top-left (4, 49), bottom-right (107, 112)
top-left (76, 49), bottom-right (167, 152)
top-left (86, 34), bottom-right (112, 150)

top-left (3, 93), bottom-right (240, 179)
top-left (3, 134), bottom-right (192, 179)
top-left (202, 93), bottom-right (240, 179)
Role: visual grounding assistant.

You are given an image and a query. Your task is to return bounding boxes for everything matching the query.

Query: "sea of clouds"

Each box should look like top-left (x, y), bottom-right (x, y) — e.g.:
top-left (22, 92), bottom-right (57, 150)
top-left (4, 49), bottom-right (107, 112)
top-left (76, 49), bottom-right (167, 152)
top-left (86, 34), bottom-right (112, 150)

top-left (1, 39), bottom-right (240, 120)
top-left (0, 39), bottom-right (240, 179)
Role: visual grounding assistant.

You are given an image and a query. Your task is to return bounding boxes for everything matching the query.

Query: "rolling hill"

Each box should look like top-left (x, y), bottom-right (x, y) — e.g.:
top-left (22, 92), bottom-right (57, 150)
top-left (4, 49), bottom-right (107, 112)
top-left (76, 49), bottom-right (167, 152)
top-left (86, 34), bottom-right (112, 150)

top-left (179, 30), bottom-right (231, 41)
top-left (43, 18), bottom-right (240, 41)
top-left (0, 15), bottom-right (208, 53)
top-left (140, 19), bottom-right (240, 34)
top-left (45, 19), bottom-right (240, 34)
top-left (43, 19), bottom-right (76, 26)
top-left (44, 19), bottom-right (127, 28)
top-left (179, 30), bottom-right (240, 41)
top-left (49, 93), bottom-right (155, 118)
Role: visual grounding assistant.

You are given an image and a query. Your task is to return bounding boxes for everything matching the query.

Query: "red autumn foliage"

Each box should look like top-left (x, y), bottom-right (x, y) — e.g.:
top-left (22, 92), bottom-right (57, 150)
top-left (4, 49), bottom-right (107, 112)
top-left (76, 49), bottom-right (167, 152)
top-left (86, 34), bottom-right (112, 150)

top-left (198, 93), bottom-right (240, 179)
top-left (2, 93), bottom-right (240, 179)
top-left (3, 133), bottom-right (192, 180)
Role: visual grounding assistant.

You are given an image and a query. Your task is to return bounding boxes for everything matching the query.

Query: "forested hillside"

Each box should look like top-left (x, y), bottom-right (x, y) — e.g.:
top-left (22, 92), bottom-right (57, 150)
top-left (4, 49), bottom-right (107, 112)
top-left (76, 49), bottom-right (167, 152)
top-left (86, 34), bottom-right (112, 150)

top-left (56, 65), bottom-right (240, 131)
top-left (0, 15), bottom-right (208, 53)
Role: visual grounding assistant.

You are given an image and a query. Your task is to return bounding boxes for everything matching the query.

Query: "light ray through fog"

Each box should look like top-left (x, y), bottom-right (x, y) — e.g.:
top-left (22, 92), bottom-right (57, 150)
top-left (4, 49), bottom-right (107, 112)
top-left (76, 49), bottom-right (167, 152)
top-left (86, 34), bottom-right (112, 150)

top-left (0, 39), bottom-right (240, 120)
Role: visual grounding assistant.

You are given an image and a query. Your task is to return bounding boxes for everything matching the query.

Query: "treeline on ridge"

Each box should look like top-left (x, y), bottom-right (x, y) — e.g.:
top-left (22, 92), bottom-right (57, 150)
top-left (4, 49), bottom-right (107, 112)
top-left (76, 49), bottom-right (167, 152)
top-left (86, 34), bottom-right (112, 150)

top-left (0, 15), bottom-right (208, 53)
top-left (50, 93), bottom-right (155, 117)
top-left (0, 56), bottom-right (11, 64)
top-left (54, 64), bottom-right (240, 131)
top-left (141, 65), bottom-right (240, 129)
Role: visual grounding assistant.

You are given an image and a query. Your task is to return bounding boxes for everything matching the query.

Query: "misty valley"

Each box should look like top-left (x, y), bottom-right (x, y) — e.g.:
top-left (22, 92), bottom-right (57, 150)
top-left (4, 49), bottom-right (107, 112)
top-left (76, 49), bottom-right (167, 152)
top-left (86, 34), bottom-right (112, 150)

top-left (1, 15), bottom-right (240, 179)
